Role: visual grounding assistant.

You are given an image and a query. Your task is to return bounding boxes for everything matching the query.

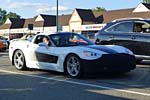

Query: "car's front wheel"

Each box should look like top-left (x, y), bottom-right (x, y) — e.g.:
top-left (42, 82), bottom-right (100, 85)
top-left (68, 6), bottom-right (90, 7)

top-left (13, 50), bottom-right (27, 70)
top-left (136, 59), bottom-right (143, 64)
top-left (65, 54), bottom-right (83, 78)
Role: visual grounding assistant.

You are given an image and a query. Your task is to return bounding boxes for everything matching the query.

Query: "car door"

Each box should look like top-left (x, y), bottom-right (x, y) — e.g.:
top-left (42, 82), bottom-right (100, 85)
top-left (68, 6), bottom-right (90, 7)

top-left (103, 21), bottom-right (137, 50)
top-left (131, 21), bottom-right (150, 56)
top-left (27, 35), bottom-right (58, 70)
top-left (105, 20), bottom-right (150, 56)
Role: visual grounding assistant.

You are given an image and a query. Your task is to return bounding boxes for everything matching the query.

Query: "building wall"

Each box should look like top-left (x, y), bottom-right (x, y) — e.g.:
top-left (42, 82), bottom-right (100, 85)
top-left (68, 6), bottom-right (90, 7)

top-left (62, 26), bottom-right (69, 32)
top-left (0, 29), bottom-right (10, 38)
top-left (33, 27), bottom-right (44, 33)
top-left (10, 28), bottom-right (25, 33)
top-left (133, 3), bottom-right (150, 12)
top-left (35, 15), bottom-right (44, 21)
top-left (44, 27), bottom-right (56, 32)
top-left (81, 24), bottom-right (106, 31)
top-left (69, 10), bottom-right (82, 32)
top-left (0, 29), bottom-right (9, 34)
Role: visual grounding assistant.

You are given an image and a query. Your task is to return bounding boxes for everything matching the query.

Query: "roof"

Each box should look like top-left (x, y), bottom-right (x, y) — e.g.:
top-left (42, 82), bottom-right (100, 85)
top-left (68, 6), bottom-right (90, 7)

top-left (142, 3), bottom-right (150, 10)
top-left (59, 14), bottom-right (71, 25)
top-left (40, 14), bottom-right (56, 26)
top-left (76, 8), bottom-right (96, 24)
top-left (92, 8), bottom-right (150, 23)
top-left (0, 24), bottom-right (11, 29)
top-left (23, 18), bottom-right (35, 28)
top-left (10, 18), bottom-right (25, 29)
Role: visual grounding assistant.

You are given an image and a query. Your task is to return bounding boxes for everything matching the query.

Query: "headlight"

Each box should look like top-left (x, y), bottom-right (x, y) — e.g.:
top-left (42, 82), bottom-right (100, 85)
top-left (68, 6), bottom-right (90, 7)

top-left (3, 42), bottom-right (7, 45)
top-left (83, 51), bottom-right (98, 57)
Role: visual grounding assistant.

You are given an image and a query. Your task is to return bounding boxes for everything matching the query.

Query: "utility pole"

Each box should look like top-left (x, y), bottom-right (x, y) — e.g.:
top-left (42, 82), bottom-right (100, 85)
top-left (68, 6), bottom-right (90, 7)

top-left (56, 0), bottom-right (58, 32)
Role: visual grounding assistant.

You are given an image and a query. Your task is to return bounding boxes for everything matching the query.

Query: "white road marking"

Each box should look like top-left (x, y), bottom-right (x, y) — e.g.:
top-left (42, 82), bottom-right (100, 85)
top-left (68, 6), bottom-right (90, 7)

top-left (0, 69), bottom-right (150, 96)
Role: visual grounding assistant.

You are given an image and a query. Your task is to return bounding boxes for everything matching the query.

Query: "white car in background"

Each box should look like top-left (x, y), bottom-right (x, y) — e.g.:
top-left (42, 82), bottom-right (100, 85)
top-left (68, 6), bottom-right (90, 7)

top-left (9, 32), bottom-right (136, 78)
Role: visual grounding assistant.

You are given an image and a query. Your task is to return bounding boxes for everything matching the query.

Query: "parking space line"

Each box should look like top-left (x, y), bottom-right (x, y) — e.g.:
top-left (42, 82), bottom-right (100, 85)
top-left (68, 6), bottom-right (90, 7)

top-left (0, 69), bottom-right (150, 96)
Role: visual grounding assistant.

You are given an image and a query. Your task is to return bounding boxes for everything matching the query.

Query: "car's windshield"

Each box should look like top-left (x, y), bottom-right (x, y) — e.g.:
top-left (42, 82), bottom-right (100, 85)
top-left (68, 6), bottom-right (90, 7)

top-left (49, 33), bottom-right (94, 47)
top-left (27, 35), bottom-right (35, 42)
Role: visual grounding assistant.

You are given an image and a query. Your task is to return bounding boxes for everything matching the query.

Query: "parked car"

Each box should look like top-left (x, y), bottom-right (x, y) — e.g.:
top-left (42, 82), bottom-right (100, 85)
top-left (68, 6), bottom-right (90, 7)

top-left (95, 18), bottom-right (150, 62)
top-left (0, 36), bottom-right (9, 49)
top-left (10, 33), bottom-right (35, 43)
top-left (0, 40), bottom-right (6, 51)
top-left (20, 33), bottom-right (36, 40)
top-left (81, 32), bottom-right (95, 42)
top-left (9, 32), bottom-right (136, 78)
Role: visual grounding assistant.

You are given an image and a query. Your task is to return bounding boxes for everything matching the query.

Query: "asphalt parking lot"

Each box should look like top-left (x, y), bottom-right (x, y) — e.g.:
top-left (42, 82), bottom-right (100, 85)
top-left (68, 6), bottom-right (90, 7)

top-left (0, 51), bottom-right (150, 100)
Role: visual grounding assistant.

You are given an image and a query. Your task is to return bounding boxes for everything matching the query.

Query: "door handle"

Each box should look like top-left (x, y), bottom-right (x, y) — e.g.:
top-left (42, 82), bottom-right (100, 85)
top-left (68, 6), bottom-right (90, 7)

top-left (131, 36), bottom-right (136, 40)
top-left (109, 35), bottom-right (114, 39)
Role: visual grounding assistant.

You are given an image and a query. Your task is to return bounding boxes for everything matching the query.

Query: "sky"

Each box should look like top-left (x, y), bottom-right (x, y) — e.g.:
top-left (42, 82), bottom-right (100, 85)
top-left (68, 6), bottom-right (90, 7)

top-left (0, 0), bottom-right (143, 18)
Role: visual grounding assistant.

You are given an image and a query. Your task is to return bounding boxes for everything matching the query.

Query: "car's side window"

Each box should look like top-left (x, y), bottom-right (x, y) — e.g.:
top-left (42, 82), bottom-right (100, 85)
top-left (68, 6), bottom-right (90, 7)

top-left (34, 35), bottom-right (45, 44)
top-left (107, 22), bottom-right (133, 33)
top-left (133, 21), bottom-right (150, 33)
top-left (50, 35), bottom-right (61, 46)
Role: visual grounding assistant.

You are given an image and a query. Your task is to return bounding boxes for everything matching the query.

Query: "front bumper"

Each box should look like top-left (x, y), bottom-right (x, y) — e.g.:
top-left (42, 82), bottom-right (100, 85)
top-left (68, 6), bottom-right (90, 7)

top-left (81, 53), bottom-right (136, 73)
top-left (0, 46), bottom-right (6, 51)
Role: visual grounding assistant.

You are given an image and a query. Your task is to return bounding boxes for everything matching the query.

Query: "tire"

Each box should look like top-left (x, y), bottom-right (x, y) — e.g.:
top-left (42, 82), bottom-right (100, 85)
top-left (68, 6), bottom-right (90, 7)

top-left (13, 50), bottom-right (27, 70)
top-left (95, 39), bottom-right (101, 45)
top-left (0, 47), bottom-right (6, 52)
top-left (65, 54), bottom-right (83, 78)
top-left (136, 59), bottom-right (143, 64)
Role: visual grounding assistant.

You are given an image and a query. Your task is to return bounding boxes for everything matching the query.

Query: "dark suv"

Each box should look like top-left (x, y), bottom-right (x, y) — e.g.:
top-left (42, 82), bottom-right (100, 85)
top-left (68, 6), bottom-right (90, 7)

top-left (95, 18), bottom-right (150, 61)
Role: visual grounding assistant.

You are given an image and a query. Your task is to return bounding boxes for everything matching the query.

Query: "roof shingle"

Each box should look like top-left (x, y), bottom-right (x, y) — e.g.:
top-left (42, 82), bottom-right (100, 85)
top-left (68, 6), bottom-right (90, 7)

top-left (59, 14), bottom-right (71, 25)
top-left (76, 8), bottom-right (96, 24)
top-left (9, 18), bottom-right (25, 29)
top-left (142, 3), bottom-right (150, 10)
top-left (40, 14), bottom-right (56, 26)
top-left (23, 18), bottom-right (35, 28)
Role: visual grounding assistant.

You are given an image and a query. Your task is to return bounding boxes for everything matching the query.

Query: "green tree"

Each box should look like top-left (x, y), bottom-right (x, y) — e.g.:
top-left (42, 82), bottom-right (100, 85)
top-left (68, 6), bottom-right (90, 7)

top-left (33, 15), bottom-right (38, 19)
top-left (6, 12), bottom-right (20, 19)
top-left (0, 8), bottom-right (7, 25)
top-left (0, 8), bottom-right (21, 25)
top-left (93, 7), bottom-right (106, 12)
top-left (143, 0), bottom-right (150, 3)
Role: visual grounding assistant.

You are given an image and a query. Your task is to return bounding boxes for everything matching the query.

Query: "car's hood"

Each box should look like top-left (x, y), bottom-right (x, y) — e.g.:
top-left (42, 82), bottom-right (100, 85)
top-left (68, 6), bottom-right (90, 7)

top-left (87, 45), bottom-right (118, 54)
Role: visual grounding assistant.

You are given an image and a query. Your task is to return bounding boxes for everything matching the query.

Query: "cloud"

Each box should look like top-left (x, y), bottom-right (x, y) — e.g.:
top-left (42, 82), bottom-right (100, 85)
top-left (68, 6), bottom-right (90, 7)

top-left (8, 2), bottom-right (70, 14)
top-left (6, 0), bottom-right (11, 3)
top-left (36, 6), bottom-right (69, 14)
top-left (51, 6), bottom-right (69, 11)
top-left (8, 2), bottom-right (49, 9)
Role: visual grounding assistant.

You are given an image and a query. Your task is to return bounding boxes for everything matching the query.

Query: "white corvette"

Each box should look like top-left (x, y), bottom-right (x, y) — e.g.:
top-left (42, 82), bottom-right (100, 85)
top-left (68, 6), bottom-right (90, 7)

top-left (9, 32), bottom-right (136, 78)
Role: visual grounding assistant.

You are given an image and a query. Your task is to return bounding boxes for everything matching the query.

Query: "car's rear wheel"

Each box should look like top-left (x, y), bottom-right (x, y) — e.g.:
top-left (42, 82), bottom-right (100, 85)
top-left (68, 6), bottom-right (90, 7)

top-left (65, 54), bottom-right (83, 78)
top-left (13, 50), bottom-right (27, 70)
top-left (95, 39), bottom-right (101, 45)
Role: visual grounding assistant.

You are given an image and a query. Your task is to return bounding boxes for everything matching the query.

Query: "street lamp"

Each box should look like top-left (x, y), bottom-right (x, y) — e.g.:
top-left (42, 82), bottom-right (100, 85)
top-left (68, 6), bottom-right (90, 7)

top-left (56, 0), bottom-right (58, 32)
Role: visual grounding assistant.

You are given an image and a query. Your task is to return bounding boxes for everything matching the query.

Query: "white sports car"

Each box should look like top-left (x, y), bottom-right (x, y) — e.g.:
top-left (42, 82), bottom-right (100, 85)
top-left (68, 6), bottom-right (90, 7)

top-left (9, 32), bottom-right (136, 78)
